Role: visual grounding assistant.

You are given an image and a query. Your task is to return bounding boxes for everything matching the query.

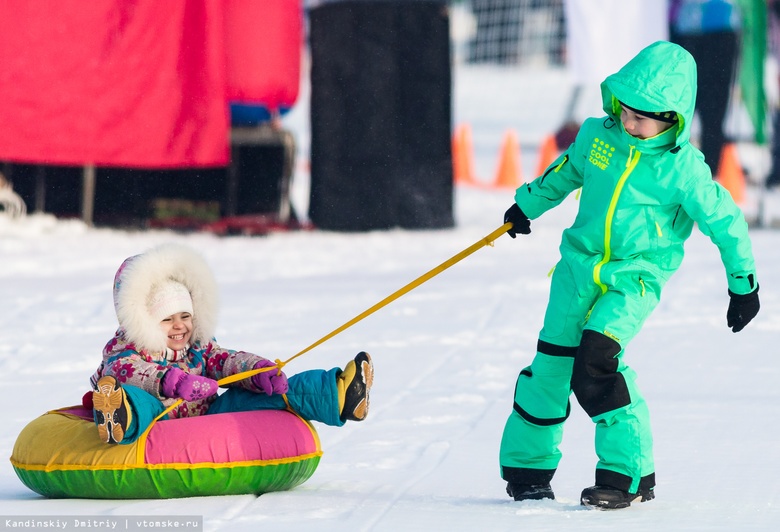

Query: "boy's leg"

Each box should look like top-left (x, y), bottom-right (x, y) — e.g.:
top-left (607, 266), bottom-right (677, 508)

top-left (573, 285), bottom-right (658, 495)
top-left (499, 348), bottom-right (575, 485)
top-left (500, 260), bottom-right (595, 488)
top-left (93, 377), bottom-right (165, 445)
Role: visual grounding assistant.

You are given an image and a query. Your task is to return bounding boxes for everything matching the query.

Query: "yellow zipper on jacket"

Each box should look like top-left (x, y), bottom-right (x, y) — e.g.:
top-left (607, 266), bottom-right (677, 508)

top-left (592, 146), bottom-right (641, 293)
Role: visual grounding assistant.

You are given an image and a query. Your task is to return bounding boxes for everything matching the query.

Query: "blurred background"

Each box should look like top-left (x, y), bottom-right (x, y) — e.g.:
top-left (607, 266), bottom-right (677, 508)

top-left (0, 0), bottom-right (773, 232)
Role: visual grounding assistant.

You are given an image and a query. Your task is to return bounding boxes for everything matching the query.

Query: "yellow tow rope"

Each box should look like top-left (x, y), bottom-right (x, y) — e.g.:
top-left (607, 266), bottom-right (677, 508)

top-left (221, 222), bottom-right (513, 379)
top-left (286, 222), bottom-right (512, 363)
top-left (136, 223), bottom-right (512, 459)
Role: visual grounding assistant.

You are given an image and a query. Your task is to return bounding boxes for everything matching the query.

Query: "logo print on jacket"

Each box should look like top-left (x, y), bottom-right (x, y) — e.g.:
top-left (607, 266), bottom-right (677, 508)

top-left (588, 138), bottom-right (615, 170)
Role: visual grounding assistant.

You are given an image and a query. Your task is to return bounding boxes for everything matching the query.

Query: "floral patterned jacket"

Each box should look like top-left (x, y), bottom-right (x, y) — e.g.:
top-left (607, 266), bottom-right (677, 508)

top-left (90, 329), bottom-right (269, 418)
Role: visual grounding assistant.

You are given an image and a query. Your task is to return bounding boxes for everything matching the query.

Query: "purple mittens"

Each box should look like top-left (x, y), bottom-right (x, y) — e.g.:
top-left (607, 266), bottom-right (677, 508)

top-left (161, 367), bottom-right (219, 401)
top-left (251, 359), bottom-right (289, 396)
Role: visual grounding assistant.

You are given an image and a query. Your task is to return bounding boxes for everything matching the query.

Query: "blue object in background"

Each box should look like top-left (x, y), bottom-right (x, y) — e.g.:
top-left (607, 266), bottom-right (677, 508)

top-left (230, 103), bottom-right (291, 126)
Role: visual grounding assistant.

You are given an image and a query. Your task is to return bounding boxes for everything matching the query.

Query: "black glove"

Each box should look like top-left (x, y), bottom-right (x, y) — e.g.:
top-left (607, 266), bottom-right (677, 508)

top-left (726, 287), bottom-right (760, 333)
top-left (504, 203), bottom-right (531, 238)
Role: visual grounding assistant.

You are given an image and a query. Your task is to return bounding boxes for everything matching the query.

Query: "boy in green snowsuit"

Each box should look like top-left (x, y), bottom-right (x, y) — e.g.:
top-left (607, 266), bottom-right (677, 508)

top-left (500, 41), bottom-right (760, 509)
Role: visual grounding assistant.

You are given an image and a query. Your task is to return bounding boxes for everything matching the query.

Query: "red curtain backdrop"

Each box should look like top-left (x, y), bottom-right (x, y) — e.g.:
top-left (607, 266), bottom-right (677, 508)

top-left (224, 0), bottom-right (301, 110)
top-left (0, 0), bottom-right (301, 169)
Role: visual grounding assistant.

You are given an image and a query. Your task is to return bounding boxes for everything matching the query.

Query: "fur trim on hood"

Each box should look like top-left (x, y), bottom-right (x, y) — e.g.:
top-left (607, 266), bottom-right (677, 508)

top-left (112, 243), bottom-right (219, 352)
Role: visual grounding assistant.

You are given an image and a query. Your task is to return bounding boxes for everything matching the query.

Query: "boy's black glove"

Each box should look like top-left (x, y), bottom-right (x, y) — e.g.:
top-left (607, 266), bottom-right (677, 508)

top-left (504, 203), bottom-right (531, 238)
top-left (726, 287), bottom-right (760, 332)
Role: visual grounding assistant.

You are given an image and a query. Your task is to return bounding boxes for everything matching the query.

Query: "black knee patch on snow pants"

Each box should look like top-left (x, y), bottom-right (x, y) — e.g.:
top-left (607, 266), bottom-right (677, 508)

top-left (571, 330), bottom-right (631, 418)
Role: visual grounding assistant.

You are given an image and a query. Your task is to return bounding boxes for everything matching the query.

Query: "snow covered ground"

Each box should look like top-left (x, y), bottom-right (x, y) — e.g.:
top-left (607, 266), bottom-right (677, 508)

top-left (2, 63), bottom-right (780, 531)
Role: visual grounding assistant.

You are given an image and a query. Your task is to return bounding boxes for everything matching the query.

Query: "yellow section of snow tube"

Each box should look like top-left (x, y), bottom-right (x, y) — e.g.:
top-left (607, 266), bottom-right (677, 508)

top-left (11, 406), bottom-right (321, 499)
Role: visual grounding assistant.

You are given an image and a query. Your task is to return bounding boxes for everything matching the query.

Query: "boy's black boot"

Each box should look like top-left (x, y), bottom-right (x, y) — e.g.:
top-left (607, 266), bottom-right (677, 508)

top-left (506, 482), bottom-right (555, 501)
top-left (338, 352), bottom-right (374, 422)
top-left (580, 485), bottom-right (654, 509)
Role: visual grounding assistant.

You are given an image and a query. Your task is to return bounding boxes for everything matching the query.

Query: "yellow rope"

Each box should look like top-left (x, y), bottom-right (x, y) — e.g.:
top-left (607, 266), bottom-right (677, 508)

top-left (136, 399), bottom-right (182, 464)
top-left (135, 223), bottom-right (511, 461)
top-left (282, 222), bottom-right (512, 366)
top-left (216, 360), bottom-right (284, 386)
top-left (211, 223), bottom-right (511, 383)
top-left (221, 222), bottom-right (512, 381)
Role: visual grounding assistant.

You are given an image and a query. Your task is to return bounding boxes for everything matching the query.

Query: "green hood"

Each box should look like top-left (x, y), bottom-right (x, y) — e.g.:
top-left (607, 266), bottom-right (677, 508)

top-left (601, 41), bottom-right (697, 147)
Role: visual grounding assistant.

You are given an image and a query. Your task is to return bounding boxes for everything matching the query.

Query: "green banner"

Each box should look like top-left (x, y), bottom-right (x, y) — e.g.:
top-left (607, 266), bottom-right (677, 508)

top-left (737, 0), bottom-right (768, 144)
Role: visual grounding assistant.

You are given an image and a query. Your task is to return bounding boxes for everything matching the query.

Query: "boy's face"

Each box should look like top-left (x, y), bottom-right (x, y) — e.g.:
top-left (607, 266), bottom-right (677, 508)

top-left (159, 312), bottom-right (193, 351)
top-left (620, 107), bottom-right (674, 140)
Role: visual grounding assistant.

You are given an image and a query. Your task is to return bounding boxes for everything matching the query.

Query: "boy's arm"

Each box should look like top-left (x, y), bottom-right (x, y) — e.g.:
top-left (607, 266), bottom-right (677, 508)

top-left (680, 177), bottom-right (757, 295)
top-left (514, 143), bottom-right (585, 220)
top-left (681, 178), bottom-right (760, 332)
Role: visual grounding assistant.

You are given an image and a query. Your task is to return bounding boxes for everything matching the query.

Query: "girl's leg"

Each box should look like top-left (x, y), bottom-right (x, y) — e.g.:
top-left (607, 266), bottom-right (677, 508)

top-left (209, 368), bottom-right (344, 426)
top-left (120, 384), bottom-right (167, 444)
top-left (93, 378), bottom-right (165, 445)
top-left (288, 368), bottom-right (342, 426)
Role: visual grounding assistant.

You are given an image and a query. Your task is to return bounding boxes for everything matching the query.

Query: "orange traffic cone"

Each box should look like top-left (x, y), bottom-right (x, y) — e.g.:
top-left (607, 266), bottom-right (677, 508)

top-left (716, 143), bottom-right (745, 204)
top-left (452, 123), bottom-right (478, 186)
top-left (493, 129), bottom-right (523, 188)
top-left (535, 134), bottom-right (559, 177)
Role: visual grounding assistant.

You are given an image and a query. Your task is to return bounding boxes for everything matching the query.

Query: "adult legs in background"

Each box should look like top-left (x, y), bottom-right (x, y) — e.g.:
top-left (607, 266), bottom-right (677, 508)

top-left (672, 31), bottom-right (739, 176)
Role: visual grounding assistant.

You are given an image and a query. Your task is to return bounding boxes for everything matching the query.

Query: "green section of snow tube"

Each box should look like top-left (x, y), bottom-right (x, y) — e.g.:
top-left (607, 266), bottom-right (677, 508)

top-left (13, 456), bottom-right (320, 499)
top-left (11, 408), bottom-right (323, 499)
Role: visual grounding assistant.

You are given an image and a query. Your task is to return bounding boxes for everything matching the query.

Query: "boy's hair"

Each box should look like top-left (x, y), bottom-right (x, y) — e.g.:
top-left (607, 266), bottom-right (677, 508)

top-left (620, 101), bottom-right (678, 124)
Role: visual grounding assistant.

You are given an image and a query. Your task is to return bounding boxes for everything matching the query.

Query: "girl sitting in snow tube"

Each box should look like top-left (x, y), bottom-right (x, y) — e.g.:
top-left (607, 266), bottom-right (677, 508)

top-left (11, 243), bottom-right (374, 499)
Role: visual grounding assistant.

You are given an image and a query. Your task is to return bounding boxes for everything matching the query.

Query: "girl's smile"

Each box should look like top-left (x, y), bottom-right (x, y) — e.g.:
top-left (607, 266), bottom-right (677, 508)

top-left (159, 312), bottom-right (193, 351)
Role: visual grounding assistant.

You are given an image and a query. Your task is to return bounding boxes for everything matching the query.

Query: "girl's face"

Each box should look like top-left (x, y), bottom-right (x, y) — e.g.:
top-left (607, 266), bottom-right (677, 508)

top-left (620, 107), bottom-right (674, 140)
top-left (159, 312), bottom-right (193, 351)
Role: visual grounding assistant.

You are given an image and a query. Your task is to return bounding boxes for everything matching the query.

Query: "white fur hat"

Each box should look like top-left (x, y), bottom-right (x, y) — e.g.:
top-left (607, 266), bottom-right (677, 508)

top-left (147, 280), bottom-right (194, 322)
top-left (113, 243), bottom-right (219, 352)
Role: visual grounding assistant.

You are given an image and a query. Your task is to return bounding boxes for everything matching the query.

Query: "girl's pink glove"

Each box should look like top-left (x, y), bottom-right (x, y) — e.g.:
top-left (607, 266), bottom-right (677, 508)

top-left (161, 367), bottom-right (219, 401)
top-left (251, 359), bottom-right (288, 395)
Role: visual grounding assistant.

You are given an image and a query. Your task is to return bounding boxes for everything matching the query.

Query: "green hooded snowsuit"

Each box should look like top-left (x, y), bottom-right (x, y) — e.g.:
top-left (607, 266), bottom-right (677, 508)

top-left (499, 41), bottom-right (757, 495)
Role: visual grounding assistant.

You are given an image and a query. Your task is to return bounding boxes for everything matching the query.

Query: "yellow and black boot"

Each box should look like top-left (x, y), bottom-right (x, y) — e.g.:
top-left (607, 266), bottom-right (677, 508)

top-left (337, 352), bottom-right (373, 422)
top-left (93, 375), bottom-right (132, 444)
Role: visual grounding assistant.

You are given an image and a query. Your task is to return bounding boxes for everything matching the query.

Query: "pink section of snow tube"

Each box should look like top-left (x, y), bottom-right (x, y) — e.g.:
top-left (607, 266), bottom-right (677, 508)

top-left (144, 409), bottom-right (319, 464)
top-left (57, 406), bottom-right (319, 465)
top-left (14, 405), bottom-right (322, 499)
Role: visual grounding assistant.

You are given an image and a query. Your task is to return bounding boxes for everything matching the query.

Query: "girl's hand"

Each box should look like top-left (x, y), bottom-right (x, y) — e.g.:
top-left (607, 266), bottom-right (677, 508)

top-left (251, 359), bottom-right (289, 395)
top-left (161, 367), bottom-right (219, 401)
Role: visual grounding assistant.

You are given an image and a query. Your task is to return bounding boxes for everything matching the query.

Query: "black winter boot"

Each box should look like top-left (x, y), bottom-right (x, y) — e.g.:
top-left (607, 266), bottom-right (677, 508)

top-left (580, 485), bottom-right (654, 509)
top-left (338, 352), bottom-right (373, 422)
top-left (93, 375), bottom-right (132, 444)
top-left (506, 482), bottom-right (554, 501)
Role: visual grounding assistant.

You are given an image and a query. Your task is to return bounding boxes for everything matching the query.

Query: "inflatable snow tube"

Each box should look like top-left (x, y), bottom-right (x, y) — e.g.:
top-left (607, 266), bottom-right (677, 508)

top-left (10, 406), bottom-right (322, 499)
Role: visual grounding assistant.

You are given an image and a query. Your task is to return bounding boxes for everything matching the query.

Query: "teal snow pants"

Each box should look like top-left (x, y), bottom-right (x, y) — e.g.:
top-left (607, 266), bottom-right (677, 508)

top-left (110, 367), bottom-right (343, 445)
top-left (500, 258), bottom-right (659, 494)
